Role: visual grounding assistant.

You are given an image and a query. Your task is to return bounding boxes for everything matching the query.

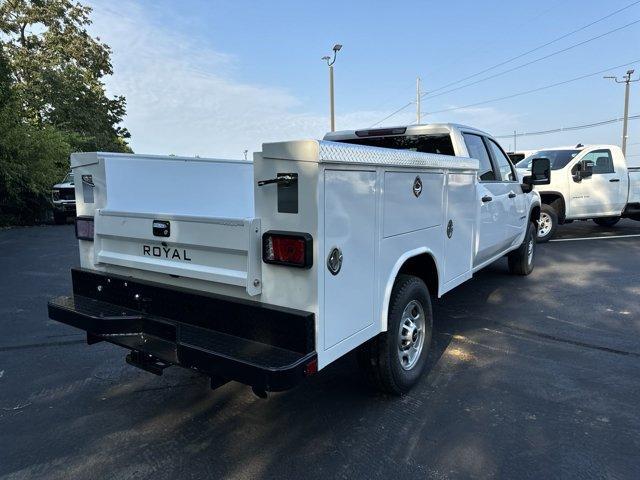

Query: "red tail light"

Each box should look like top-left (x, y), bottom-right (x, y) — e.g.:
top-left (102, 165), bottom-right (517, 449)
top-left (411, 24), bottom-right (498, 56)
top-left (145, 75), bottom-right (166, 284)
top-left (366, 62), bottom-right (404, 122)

top-left (262, 231), bottom-right (313, 268)
top-left (75, 216), bottom-right (94, 241)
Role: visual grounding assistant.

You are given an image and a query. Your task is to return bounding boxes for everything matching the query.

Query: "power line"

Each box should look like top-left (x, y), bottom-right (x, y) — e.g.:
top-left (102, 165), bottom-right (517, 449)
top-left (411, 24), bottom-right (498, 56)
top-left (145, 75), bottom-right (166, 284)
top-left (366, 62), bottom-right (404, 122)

top-left (370, 57), bottom-right (640, 127)
top-left (370, 102), bottom-right (413, 127)
top-left (494, 114), bottom-right (639, 139)
top-left (423, 59), bottom-right (640, 116)
top-left (370, 5), bottom-right (640, 127)
top-left (421, 18), bottom-right (640, 102)
top-left (425, 1), bottom-right (640, 96)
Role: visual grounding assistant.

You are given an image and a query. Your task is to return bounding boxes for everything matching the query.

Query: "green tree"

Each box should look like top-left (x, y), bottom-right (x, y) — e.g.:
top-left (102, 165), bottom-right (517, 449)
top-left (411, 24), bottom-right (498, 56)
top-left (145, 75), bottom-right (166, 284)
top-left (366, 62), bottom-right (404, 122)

top-left (0, 0), bottom-right (130, 152)
top-left (0, 45), bottom-right (71, 224)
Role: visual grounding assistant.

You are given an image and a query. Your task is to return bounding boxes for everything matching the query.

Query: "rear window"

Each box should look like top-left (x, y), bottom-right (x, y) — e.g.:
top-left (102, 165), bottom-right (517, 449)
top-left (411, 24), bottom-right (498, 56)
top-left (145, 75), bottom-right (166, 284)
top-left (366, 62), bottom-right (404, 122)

top-left (339, 134), bottom-right (455, 156)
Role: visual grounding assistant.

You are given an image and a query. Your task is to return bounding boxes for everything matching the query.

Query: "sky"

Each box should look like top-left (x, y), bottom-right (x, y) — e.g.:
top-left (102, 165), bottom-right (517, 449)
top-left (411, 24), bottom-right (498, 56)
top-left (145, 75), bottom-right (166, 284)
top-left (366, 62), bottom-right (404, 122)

top-left (86, 0), bottom-right (640, 164)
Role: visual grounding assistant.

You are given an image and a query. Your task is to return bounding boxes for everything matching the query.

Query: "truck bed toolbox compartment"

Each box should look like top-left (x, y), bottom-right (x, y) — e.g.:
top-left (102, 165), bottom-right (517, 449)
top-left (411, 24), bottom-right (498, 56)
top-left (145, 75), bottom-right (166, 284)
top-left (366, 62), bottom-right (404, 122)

top-left (48, 269), bottom-right (316, 391)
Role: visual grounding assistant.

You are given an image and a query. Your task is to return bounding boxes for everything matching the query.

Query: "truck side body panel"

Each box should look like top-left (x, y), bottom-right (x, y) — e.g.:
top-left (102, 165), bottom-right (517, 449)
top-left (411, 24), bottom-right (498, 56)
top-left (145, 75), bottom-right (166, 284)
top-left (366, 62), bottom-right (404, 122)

top-left (323, 169), bottom-right (377, 350)
top-left (626, 167), bottom-right (640, 205)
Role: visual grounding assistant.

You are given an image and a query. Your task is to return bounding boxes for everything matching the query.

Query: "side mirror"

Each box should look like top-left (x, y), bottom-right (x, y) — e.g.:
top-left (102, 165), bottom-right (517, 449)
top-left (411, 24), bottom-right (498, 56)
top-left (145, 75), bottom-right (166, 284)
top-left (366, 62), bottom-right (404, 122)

top-left (573, 160), bottom-right (593, 182)
top-left (581, 160), bottom-right (594, 178)
top-left (522, 157), bottom-right (551, 192)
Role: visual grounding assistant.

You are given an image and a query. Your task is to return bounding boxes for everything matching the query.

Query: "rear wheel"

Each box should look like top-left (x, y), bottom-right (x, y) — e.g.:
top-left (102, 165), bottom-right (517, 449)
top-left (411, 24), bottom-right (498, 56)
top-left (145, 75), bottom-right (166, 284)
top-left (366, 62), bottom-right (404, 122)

top-left (508, 221), bottom-right (536, 275)
top-left (357, 274), bottom-right (433, 395)
top-left (593, 216), bottom-right (620, 227)
top-left (537, 204), bottom-right (557, 243)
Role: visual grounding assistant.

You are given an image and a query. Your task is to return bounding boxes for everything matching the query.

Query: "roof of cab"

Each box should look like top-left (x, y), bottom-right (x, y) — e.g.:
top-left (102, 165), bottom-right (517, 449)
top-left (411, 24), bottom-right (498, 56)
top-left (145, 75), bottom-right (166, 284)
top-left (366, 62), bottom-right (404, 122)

top-left (323, 123), bottom-right (492, 141)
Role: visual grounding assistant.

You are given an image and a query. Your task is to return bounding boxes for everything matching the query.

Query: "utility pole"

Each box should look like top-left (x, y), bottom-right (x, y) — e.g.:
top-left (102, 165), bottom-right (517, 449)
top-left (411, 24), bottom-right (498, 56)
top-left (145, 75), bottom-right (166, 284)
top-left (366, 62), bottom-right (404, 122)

top-left (513, 130), bottom-right (517, 152)
top-left (604, 69), bottom-right (639, 156)
top-left (322, 44), bottom-right (342, 132)
top-left (416, 77), bottom-right (421, 124)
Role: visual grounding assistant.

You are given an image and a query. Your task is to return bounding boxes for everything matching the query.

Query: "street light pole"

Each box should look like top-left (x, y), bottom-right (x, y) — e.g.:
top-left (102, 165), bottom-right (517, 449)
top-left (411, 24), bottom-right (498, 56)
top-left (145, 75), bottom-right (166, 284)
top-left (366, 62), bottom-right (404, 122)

top-left (322, 44), bottom-right (342, 132)
top-left (329, 63), bottom-right (335, 132)
top-left (604, 69), bottom-right (639, 156)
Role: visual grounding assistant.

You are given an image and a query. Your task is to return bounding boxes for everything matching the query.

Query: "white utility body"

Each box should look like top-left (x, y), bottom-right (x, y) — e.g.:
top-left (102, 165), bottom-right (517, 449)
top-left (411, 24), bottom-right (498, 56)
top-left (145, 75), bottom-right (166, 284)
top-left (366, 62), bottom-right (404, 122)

top-left (515, 145), bottom-right (640, 241)
top-left (48, 124), bottom-right (546, 395)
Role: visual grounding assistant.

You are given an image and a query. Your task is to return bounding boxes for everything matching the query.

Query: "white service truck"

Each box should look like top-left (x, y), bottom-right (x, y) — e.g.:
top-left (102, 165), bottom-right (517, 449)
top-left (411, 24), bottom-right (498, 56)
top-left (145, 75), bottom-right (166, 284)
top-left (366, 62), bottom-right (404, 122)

top-left (48, 123), bottom-right (548, 395)
top-left (515, 145), bottom-right (640, 241)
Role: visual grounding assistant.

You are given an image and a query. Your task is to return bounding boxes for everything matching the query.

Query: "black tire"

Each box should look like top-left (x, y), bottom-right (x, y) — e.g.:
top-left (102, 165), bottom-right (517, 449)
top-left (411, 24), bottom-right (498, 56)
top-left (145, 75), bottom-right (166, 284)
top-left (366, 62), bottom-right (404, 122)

top-left (357, 274), bottom-right (433, 395)
top-left (536, 204), bottom-right (558, 243)
top-left (53, 210), bottom-right (67, 225)
top-left (593, 216), bottom-right (620, 227)
top-left (508, 221), bottom-right (536, 275)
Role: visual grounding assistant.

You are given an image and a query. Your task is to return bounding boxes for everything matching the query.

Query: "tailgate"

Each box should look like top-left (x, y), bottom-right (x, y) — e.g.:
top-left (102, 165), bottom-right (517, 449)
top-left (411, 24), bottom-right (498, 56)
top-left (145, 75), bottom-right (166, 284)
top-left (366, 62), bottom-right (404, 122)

top-left (94, 210), bottom-right (262, 295)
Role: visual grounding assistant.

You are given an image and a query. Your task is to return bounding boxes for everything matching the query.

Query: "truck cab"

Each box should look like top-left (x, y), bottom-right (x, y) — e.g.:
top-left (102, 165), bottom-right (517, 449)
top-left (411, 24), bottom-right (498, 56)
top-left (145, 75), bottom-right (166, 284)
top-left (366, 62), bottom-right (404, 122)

top-left (515, 145), bottom-right (640, 241)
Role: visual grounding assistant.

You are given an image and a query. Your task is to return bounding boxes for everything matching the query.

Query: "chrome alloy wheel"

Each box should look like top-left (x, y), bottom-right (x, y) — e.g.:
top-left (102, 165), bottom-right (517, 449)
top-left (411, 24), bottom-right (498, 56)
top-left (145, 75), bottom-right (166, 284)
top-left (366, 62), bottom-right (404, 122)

top-left (397, 300), bottom-right (426, 371)
top-left (538, 212), bottom-right (552, 238)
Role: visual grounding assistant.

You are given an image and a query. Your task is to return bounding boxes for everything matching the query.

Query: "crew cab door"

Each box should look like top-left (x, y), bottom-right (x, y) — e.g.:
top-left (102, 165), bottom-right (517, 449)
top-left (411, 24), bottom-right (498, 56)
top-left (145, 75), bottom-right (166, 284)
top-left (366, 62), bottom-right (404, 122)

top-left (485, 138), bottom-right (527, 245)
top-left (462, 133), bottom-right (511, 266)
top-left (569, 149), bottom-right (623, 217)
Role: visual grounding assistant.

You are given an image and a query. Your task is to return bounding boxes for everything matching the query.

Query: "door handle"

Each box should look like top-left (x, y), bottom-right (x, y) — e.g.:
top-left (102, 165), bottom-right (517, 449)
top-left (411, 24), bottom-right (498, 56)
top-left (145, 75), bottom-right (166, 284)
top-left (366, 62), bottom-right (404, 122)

top-left (609, 178), bottom-right (620, 182)
top-left (482, 195), bottom-right (493, 203)
top-left (508, 192), bottom-right (517, 198)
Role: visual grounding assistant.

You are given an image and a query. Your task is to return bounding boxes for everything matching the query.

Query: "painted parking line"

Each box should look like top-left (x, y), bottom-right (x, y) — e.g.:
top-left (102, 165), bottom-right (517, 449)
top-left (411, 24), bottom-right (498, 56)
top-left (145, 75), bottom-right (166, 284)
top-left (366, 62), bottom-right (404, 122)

top-left (550, 233), bottom-right (640, 242)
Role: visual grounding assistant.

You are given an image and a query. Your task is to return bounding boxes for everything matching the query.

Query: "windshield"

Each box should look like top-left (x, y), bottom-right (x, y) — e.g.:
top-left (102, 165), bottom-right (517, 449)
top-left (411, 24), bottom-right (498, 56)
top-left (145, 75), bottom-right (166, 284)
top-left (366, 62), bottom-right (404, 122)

top-left (63, 172), bottom-right (74, 184)
top-left (516, 150), bottom-right (580, 170)
top-left (339, 134), bottom-right (455, 156)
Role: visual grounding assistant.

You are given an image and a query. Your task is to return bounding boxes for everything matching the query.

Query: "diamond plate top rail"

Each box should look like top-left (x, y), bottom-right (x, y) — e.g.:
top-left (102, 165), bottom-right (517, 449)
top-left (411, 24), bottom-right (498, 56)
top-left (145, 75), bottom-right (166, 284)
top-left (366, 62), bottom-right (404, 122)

top-left (317, 140), bottom-right (479, 171)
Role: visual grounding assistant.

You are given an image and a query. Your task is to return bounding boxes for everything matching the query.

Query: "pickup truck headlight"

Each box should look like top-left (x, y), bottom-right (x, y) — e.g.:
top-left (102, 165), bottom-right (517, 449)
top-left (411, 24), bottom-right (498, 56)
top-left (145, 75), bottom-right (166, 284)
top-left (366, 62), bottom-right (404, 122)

top-left (52, 189), bottom-right (60, 201)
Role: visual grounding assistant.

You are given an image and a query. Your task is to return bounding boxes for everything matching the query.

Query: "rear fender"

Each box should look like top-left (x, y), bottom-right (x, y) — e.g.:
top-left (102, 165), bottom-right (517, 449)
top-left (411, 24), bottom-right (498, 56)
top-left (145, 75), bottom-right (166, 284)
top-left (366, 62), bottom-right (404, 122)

top-left (380, 248), bottom-right (441, 331)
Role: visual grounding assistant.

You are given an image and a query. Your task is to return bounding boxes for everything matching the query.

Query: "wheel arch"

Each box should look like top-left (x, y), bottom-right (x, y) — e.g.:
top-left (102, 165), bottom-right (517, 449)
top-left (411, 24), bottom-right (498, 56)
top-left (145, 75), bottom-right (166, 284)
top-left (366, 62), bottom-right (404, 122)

top-left (539, 191), bottom-right (566, 221)
top-left (381, 248), bottom-right (439, 331)
top-left (529, 204), bottom-right (541, 224)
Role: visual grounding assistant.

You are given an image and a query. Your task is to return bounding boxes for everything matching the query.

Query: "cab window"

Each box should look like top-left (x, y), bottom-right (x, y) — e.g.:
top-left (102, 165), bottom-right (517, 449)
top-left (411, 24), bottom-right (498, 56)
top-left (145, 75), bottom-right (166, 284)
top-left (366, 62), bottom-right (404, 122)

top-left (487, 139), bottom-right (516, 181)
top-left (580, 149), bottom-right (614, 174)
top-left (463, 133), bottom-right (496, 181)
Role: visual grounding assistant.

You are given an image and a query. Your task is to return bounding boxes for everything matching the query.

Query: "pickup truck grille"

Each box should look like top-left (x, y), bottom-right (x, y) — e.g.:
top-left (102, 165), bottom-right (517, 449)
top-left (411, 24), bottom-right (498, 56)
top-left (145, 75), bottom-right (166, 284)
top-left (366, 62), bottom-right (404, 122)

top-left (58, 187), bottom-right (75, 201)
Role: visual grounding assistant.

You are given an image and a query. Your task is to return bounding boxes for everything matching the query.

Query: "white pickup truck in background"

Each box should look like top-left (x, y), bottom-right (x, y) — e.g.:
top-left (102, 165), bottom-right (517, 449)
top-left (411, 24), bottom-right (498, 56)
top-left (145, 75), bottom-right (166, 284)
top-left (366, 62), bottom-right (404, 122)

top-left (515, 145), bottom-right (640, 241)
top-left (48, 123), bottom-right (548, 396)
top-left (51, 171), bottom-right (76, 224)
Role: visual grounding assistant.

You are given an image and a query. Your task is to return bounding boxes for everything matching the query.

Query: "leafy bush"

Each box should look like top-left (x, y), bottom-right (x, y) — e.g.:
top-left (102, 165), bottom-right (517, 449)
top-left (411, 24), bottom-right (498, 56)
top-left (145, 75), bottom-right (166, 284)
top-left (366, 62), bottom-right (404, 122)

top-left (0, 0), bottom-right (131, 225)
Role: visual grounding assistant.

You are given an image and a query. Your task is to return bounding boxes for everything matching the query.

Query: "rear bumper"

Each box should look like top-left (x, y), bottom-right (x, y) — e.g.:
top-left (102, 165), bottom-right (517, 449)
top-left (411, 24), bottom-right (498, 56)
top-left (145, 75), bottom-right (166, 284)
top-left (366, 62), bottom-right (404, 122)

top-left (48, 268), bottom-right (316, 392)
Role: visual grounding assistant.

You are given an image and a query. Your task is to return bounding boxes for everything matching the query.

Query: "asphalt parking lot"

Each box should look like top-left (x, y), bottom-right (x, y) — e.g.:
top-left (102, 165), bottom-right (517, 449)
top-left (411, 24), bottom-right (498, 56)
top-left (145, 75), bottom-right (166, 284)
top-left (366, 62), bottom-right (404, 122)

top-left (1, 220), bottom-right (639, 479)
